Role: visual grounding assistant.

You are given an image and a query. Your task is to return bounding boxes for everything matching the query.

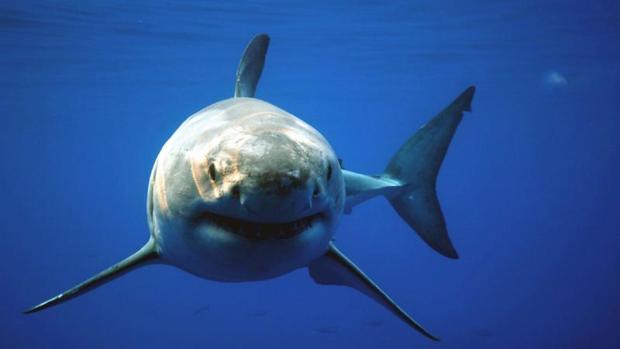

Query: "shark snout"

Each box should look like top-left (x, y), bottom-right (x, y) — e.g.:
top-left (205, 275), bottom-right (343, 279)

top-left (236, 174), bottom-right (325, 222)
top-left (210, 128), bottom-right (333, 222)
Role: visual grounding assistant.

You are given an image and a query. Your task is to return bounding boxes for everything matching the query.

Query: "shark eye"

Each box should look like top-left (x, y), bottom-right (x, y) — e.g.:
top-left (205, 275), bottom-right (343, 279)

top-left (208, 163), bottom-right (217, 181)
top-left (326, 163), bottom-right (332, 181)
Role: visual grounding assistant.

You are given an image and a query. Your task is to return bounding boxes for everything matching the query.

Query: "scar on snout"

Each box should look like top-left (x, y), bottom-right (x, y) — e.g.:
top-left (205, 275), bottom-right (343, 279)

top-left (155, 157), bottom-right (169, 214)
top-left (190, 151), bottom-right (210, 199)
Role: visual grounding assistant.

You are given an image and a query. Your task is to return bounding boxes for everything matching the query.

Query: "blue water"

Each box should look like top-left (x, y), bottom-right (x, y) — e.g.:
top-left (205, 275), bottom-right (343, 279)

top-left (2, 1), bottom-right (619, 348)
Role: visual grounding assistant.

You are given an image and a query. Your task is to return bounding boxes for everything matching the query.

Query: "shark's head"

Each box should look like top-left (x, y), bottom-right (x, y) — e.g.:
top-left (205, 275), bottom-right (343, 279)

top-left (193, 115), bottom-right (343, 239)
top-left (150, 98), bottom-right (345, 281)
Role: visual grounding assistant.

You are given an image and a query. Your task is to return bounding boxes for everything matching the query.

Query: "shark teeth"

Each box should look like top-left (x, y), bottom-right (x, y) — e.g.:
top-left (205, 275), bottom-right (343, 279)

top-left (199, 211), bottom-right (321, 240)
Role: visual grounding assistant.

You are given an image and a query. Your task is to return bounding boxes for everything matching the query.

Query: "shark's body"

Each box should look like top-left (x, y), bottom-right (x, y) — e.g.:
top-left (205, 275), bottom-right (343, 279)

top-left (26, 34), bottom-right (476, 341)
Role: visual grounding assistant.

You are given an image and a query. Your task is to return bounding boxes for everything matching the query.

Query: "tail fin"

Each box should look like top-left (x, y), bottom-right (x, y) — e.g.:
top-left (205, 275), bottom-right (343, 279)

top-left (384, 86), bottom-right (476, 259)
top-left (24, 239), bottom-right (159, 313)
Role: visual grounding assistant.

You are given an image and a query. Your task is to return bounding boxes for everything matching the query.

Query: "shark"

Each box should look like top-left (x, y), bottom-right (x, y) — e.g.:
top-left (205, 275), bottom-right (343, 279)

top-left (25, 34), bottom-right (476, 341)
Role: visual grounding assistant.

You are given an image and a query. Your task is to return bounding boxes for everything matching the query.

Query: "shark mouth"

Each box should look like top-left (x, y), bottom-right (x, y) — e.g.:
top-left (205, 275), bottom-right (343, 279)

top-left (200, 211), bottom-right (323, 240)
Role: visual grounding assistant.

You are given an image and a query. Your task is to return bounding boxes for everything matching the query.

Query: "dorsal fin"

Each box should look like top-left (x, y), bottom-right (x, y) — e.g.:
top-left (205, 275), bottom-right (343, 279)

top-left (234, 34), bottom-right (270, 98)
top-left (24, 239), bottom-right (159, 313)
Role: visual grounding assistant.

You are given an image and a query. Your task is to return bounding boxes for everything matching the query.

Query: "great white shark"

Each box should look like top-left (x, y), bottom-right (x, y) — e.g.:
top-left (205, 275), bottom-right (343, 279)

top-left (25, 34), bottom-right (475, 341)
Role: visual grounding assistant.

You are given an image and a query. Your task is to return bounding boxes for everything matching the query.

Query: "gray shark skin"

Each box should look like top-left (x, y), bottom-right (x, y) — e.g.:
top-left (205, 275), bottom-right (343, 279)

top-left (25, 34), bottom-right (476, 342)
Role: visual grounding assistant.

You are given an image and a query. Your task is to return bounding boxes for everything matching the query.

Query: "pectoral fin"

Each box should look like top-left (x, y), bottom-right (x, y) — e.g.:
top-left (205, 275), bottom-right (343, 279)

top-left (308, 243), bottom-right (438, 341)
top-left (24, 239), bottom-right (159, 314)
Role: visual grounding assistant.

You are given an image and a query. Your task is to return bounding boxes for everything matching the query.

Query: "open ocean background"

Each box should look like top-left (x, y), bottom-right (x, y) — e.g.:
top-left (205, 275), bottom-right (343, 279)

top-left (1, 1), bottom-right (619, 348)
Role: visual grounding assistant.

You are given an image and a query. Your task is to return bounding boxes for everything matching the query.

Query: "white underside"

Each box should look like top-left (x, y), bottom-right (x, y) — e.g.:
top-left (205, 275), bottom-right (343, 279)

top-left (153, 215), bottom-right (336, 281)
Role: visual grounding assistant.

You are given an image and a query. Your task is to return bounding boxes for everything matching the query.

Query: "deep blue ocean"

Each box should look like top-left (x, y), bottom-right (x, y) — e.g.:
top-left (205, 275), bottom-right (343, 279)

top-left (2, 1), bottom-right (619, 348)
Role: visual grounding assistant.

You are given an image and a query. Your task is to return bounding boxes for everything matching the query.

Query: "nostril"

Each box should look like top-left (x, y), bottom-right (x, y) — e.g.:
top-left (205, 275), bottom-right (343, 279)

top-left (312, 180), bottom-right (326, 199)
top-left (326, 163), bottom-right (332, 181)
top-left (231, 184), bottom-right (240, 199)
top-left (313, 186), bottom-right (320, 198)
